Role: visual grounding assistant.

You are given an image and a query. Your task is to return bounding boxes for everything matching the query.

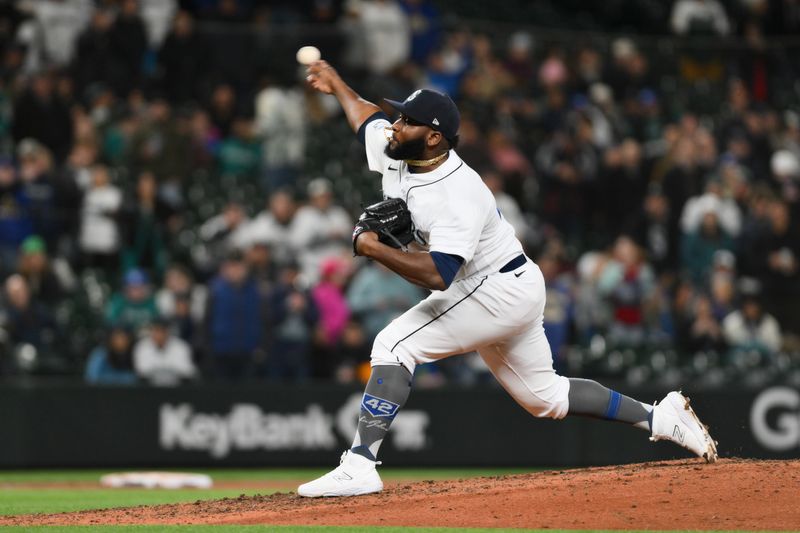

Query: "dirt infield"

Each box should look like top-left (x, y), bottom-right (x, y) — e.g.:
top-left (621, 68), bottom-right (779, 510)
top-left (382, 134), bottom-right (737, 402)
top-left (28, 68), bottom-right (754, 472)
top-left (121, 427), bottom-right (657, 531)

top-left (2, 458), bottom-right (799, 530)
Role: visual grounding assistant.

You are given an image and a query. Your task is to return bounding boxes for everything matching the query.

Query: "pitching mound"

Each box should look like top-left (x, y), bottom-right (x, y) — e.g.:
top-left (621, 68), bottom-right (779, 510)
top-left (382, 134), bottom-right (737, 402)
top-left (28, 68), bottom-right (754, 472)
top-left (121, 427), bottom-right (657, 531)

top-left (2, 459), bottom-right (798, 530)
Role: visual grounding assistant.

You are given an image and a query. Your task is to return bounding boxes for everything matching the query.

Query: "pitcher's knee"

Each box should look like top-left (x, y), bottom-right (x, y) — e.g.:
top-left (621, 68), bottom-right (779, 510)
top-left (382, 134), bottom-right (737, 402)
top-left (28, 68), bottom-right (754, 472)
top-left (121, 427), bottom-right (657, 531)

top-left (371, 329), bottom-right (417, 373)
top-left (520, 375), bottom-right (570, 420)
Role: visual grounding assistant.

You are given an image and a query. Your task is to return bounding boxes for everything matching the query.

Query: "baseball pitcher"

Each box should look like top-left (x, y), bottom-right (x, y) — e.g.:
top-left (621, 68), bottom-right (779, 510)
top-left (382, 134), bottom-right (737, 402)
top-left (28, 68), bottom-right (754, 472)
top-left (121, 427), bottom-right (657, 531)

top-left (298, 61), bottom-right (717, 497)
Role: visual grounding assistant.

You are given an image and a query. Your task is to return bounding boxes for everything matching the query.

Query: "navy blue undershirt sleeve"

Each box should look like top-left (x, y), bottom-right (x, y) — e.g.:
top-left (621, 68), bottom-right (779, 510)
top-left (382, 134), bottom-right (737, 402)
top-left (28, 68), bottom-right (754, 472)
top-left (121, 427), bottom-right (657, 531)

top-left (430, 252), bottom-right (464, 289)
top-left (357, 111), bottom-right (390, 145)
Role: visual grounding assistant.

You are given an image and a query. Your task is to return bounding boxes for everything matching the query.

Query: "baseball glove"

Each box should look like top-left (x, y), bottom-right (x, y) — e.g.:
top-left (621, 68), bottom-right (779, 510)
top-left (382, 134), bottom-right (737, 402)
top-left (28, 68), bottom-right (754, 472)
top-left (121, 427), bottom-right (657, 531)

top-left (352, 197), bottom-right (414, 254)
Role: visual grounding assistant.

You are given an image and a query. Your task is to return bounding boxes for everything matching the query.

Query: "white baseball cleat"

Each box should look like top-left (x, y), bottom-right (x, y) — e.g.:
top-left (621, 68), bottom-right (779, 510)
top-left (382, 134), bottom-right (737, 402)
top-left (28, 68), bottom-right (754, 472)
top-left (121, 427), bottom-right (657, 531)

top-left (297, 450), bottom-right (384, 497)
top-left (650, 391), bottom-right (718, 463)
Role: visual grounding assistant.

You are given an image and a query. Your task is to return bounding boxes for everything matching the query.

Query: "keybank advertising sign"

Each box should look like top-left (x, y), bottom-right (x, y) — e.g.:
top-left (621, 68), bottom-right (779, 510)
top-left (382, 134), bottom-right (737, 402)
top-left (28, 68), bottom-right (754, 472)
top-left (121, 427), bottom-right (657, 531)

top-left (159, 393), bottom-right (429, 458)
top-left (3, 384), bottom-right (799, 467)
top-left (750, 387), bottom-right (800, 452)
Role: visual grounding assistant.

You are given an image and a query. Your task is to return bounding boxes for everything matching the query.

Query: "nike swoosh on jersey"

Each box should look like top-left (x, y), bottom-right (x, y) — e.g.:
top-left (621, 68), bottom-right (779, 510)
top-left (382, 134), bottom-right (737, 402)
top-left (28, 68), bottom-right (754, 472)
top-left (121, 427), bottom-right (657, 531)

top-left (514, 271), bottom-right (526, 278)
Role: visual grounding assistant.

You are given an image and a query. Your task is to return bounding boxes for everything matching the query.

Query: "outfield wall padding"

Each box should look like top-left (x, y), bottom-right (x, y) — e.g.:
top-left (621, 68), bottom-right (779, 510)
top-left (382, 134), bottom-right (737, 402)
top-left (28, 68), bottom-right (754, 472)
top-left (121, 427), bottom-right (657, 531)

top-left (1, 383), bottom-right (798, 467)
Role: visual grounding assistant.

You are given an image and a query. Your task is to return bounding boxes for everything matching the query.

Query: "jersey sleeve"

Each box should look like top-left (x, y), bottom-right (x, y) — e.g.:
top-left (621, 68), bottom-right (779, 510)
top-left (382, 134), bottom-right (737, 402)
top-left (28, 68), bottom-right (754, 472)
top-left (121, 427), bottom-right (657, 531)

top-left (426, 198), bottom-right (485, 264)
top-left (362, 115), bottom-right (393, 172)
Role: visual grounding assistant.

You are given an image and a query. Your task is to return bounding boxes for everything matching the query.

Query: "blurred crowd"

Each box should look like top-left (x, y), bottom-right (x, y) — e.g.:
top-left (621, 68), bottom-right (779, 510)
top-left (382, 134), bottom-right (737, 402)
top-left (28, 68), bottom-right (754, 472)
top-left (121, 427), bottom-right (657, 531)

top-left (0, 0), bottom-right (799, 388)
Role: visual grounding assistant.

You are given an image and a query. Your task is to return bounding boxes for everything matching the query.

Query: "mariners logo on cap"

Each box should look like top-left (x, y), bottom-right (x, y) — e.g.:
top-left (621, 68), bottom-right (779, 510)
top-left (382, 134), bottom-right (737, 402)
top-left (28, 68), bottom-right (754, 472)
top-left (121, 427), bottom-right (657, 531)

top-left (406, 89), bottom-right (422, 102)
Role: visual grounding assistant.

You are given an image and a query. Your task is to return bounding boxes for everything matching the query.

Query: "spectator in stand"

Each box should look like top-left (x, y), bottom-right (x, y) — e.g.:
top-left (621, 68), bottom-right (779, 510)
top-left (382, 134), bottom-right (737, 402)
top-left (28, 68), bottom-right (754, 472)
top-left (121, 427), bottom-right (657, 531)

top-left (681, 178), bottom-right (742, 240)
top-left (101, 109), bottom-right (141, 166)
top-left (399, 0), bottom-right (442, 65)
top-left (16, 139), bottom-right (80, 253)
top-left (422, 48), bottom-right (464, 98)
top-left (84, 325), bottom-right (138, 385)
top-left (487, 128), bottom-right (533, 189)
top-left (597, 235), bottom-right (656, 347)
top-left (770, 150), bottom-right (800, 211)
top-left (355, 0), bottom-right (411, 75)
top-left (534, 123), bottom-right (598, 243)
top-left (155, 263), bottom-right (206, 327)
top-left (15, 235), bottom-right (73, 305)
top-left (243, 240), bottom-right (275, 290)
top-left (202, 0), bottom-right (255, 92)
top-left (502, 31), bottom-right (536, 91)
top-left (600, 139), bottom-right (647, 240)
top-left (119, 171), bottom-right (175, 281)
top-left (130, 98), bottom-right (190, 183)
top-left (158, 10), bottom-right (208, 104)
top-left (79, 164), bottom-right (122, 276)
top-left (138, 0), bottom-right (178, 50)
top-left (606, 38), bottom-right (652, 101)
top-left (483, 170), bottom-right (534, 246)
top-left (64, 140), bottom-right (98, 191)
top-left (334, 318), bottom-right (371, 384)
top-left (722, 285), bottom-right (782, 359)
top-left (12, 74), bottom-right (73, 163)
top-left (710, 268), bottom-right (737, 322)
top-left (241, 188), bottom-right (297, 268)
top-left (660, 135), bottom-right (704, 239)
top-left (133, 316), bottom-right (197, 386)
top-left (680, 209), bottom-right (735, 288)
top-left (538, 253), bottom-right (574, 372)
top-left (574, 45), bottom-right (605, 95)
top-left (105, 268), bottom-right (159, 334)
top-left (291, 178), bottom-right (353, 285)
top-left (153, 264), bottom-right (202, 346)
top-left (740, 198), bottom-right (799, 329)
top-left (187, 108), bottom-right (220, 171)
top-left (254, 77), bottom-right (306, 192)
top-left (573, 248), bottom-right (612, 344)
top-left (0, 274), bottom-right (58, 371)
top-left (110, 0), bottom-right (147, 95)
top-left (627, 88), bottom-right (664, 143)
top-left (197, 201), bottom-right (250, 275)
top-left (311, 256), bottom-right (351, 378)
top-left (72, 9), bottom-right (116, 97)
top-left (217, 116), bottom-right (261, 180)
top-left (454, 117), bottom-right (492, 174)
top-left (671, 0), bottom-right (730, 90)
top-left (206, 83), bottom-right (239, 138)
top-left (347, 261), bottom-right (423, 344)
top-left (263, 260), bottom-right (319, 381)
top-left (671, 0), bottom-right (731, 36)
top-left (0, 159), bottom-right (32, 274)
top-left (203, 250), bottom-right (265, 380)
top-left (684, 294), bottom-right (726, 354)
top-left (15, 0), bottom-right (92, 71)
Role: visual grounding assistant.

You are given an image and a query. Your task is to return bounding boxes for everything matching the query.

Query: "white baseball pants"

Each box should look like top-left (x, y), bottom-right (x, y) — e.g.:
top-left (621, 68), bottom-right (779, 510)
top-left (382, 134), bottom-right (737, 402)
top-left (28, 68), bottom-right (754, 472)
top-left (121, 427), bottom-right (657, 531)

top-left (371, 257), bottom-right (571, 419)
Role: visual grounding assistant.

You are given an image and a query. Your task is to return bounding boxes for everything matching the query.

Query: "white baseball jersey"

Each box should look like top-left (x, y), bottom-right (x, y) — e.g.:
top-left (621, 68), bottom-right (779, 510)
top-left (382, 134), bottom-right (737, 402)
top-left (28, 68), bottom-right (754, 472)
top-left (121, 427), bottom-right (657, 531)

top-left (362, 116), bottom-right (571, 420)
top-left (363, 118), bottom-right (522, 281)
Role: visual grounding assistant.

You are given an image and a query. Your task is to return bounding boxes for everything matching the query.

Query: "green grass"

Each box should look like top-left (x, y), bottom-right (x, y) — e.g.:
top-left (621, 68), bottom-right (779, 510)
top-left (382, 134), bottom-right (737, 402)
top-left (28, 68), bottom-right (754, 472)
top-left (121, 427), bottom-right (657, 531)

top-left (0, 468), bottom-right (537, 516)
top-left (0, 467), bottom-right (532, 484)
top-left (0, 488), bottom-right (271, 516)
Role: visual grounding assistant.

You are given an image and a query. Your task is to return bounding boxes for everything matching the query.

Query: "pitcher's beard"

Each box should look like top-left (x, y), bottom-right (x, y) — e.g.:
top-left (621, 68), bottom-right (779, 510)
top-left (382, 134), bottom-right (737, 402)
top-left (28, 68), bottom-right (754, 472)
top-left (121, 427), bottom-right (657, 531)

top-left (385, 136), bottom-right (426, 161)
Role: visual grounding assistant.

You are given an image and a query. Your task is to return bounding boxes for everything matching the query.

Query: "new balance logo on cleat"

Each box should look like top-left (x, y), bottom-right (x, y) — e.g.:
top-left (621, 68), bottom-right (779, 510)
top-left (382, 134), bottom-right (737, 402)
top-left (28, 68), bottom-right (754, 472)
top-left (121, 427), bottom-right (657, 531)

top-left (333, 473), bottom-right (353, 482)
top-left (651, 391), bottom-right (718, 462)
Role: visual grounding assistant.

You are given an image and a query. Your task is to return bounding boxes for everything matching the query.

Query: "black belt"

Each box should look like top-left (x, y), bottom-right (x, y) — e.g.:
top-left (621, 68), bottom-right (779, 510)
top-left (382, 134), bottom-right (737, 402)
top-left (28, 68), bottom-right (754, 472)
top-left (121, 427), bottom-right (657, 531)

top-left (499, 254), bottom-right (526, 273)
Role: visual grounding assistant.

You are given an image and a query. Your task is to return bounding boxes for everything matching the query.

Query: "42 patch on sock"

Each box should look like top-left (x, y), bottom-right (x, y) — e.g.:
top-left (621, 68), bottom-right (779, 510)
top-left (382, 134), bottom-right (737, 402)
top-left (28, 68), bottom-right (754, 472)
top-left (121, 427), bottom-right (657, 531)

top-left (361, 393), bottom-right (400, 418)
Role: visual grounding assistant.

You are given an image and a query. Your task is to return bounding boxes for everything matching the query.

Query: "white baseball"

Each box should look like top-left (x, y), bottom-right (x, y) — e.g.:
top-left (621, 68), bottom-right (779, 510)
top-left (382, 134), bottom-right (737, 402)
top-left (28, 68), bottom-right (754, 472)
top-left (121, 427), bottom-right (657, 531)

top-left (296, 45), bottom-right (321, 65)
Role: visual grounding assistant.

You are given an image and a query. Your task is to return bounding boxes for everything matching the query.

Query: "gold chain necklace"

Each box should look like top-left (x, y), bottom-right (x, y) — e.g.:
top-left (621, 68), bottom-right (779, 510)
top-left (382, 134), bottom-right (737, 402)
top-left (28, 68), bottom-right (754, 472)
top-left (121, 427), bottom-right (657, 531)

top-left (405, 152), bottom-right (449, 167)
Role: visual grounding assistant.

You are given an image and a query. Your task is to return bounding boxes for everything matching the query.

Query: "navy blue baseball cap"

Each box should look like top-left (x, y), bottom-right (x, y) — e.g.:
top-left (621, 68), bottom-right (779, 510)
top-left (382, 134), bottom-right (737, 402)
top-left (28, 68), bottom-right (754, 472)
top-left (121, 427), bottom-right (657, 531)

top-left (385, 89), bottom-right (460, 143)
